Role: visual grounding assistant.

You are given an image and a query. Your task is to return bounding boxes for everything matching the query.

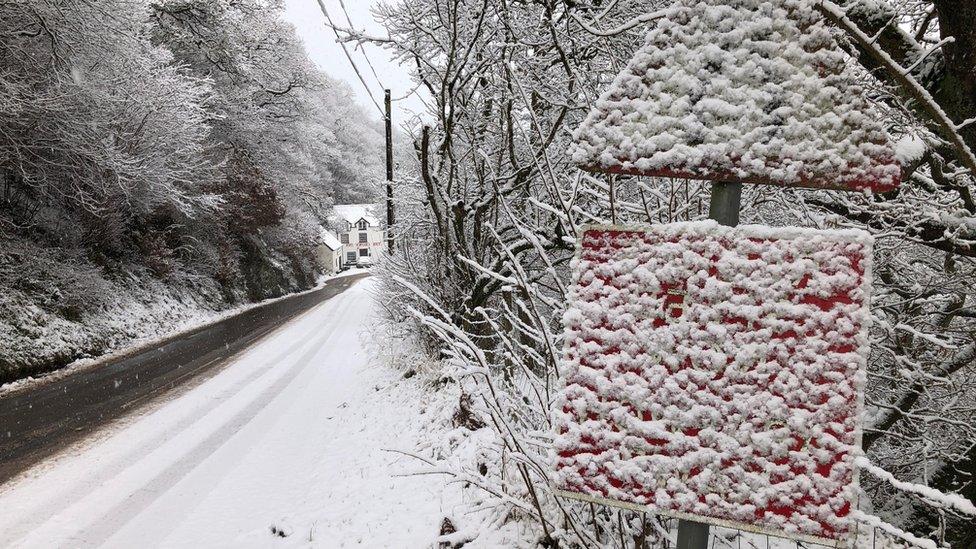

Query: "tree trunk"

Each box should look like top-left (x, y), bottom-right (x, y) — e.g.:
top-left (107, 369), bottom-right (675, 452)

top-left (932, 0), bottom-right (976, 152)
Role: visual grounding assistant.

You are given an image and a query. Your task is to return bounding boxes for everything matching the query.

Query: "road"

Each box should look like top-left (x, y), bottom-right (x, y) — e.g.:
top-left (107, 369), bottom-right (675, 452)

top-left (0, 276), bottom-right (459, 548)
top-left (0, 272), bottom-right (367, 485)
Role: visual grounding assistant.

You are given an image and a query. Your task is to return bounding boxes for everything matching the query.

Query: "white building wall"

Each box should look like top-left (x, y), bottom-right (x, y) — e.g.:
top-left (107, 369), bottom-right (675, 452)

top-left (339, 219), bottom-right (385, 265)
top-left (315, 245), bottom-right (342, 274)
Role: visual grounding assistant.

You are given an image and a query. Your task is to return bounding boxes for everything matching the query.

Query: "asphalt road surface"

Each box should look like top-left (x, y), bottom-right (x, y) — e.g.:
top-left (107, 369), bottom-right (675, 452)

top-left (0, 273), bottom-right (368, 485)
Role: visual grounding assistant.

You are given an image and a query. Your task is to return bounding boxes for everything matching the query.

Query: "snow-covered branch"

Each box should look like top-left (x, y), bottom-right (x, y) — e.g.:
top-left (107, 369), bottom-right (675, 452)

top-left (569, 8), bottom-right (671, 37)
top-left (817, 0), bottom-right (976, 176)
top-left (856, 456), bottom-right (976, 517)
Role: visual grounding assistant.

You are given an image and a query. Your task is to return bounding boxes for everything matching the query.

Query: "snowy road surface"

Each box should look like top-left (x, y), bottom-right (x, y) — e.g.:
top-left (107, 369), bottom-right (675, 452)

top-left (0, 273), bottom-right (368, 484)
top-left (0, 278), bottom-right (457, 548)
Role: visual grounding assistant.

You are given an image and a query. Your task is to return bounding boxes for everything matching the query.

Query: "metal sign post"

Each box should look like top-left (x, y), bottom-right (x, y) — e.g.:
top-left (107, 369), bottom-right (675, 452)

top-left (385, 89), bottom-right (395, 255)
top-left (707, 181), bottom-right (742, 228)
top-left (675, 180), bottom-right (741, 549)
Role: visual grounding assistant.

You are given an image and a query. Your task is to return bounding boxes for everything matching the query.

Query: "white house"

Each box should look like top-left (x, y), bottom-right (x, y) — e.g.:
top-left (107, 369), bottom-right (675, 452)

top-left (330, 204), bottom-right (386, 267)
top-left (315, 229), bottom-right (344, 274)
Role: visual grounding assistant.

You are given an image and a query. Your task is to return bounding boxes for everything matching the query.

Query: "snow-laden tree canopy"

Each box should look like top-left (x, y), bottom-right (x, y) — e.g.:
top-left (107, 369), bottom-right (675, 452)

top-left (571, 0), bottom-right (901, 192)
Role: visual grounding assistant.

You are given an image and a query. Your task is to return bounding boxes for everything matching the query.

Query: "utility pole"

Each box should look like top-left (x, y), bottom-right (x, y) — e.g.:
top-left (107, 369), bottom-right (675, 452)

top-left (385, 89), bottom-right (395, 254)
top-left (675, 179), bottom-right (741, 549)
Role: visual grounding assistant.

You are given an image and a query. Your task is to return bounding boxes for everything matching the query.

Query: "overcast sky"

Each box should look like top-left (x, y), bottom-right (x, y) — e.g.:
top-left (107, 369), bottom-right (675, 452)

top-left (282, 0), bottom-right (429, 126)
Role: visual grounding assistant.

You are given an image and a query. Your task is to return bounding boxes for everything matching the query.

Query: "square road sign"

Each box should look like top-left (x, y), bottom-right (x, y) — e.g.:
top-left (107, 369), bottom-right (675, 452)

top-left (553, 221), bottom-right (872, 546)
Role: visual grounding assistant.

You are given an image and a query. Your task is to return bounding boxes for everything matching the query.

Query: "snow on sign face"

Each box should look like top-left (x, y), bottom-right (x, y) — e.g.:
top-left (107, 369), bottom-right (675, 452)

top-left (569, 0), bottom-right (901, 192)
top-left (553, 221), bottom-right (872, 546)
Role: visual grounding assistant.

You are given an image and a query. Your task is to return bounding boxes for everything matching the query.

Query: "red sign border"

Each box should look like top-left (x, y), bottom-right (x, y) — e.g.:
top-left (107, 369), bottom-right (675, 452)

top-left (578, 163), bottom-right (900, 193)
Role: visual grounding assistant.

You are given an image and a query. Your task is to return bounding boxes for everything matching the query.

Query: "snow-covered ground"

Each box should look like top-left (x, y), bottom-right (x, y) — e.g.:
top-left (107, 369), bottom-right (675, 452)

top-left (0, 277), bottom-right (468, 548)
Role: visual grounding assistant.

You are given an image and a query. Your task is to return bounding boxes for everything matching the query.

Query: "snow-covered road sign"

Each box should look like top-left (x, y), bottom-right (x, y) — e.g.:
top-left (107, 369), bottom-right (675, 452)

top-left (569, 0), bottom-right (901, 192)
top-left (553, 221), bottom-right (872, 546)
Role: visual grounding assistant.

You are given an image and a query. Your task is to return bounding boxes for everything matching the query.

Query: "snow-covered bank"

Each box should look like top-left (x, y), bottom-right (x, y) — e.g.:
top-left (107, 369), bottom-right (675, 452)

top-left (0, 277), bottom-right (488, 547)
top-left (0, 257), bottom-right (223, 386)
top-left (0, 266), bottom-right (370, 397)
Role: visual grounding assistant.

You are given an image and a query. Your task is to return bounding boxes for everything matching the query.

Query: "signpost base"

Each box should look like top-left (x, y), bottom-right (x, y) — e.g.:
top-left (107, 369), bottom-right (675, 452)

top-left (708, 181), bottom-right (742, 227)
top-left (676, 519), bottom-right (710, 549)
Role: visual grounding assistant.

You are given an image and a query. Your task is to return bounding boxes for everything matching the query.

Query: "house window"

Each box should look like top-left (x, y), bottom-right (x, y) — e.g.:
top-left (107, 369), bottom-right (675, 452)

top-left (357, 219), bottom-right (368, 230)
top-left (347, 251), bottom-right (356, 262)
top-left (358, 232), bottom-right (368, 243)
top-left (359, 248), bottom-right (368, 257)
top-left (340, 233), bottom-right (349, 244)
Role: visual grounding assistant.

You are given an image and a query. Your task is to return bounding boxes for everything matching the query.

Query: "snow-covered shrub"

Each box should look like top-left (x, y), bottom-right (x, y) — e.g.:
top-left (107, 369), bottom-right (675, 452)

top-left (0, 239), bottom-right (113, 322)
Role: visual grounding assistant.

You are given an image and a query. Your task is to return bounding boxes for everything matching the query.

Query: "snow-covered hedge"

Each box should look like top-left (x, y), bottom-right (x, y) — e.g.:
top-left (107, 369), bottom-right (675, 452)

top-left (375, 0), bottom-right (976, 545)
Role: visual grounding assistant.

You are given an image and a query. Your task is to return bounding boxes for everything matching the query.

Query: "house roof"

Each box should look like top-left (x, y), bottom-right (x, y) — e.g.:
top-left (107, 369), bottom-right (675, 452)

top-left (319, 229), bottom-right (342, 251)
top-left (569, 0), bottom-right (901, 192)
top-left (331, 204), bottom-right (380, 227)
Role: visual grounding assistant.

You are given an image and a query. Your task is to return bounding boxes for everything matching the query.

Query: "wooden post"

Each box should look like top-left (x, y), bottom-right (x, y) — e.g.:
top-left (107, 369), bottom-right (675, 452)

top-left (385, 89), bottom-right (395, 254)
top-left (675, 180), bottom-right (741, 549)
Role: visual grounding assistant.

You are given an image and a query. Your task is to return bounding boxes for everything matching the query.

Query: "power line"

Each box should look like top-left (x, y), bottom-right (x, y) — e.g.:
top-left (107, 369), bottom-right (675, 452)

top-left (314, 0), bottom-right (384, 116)
top-left (335, 0), bottom-right (387, 92)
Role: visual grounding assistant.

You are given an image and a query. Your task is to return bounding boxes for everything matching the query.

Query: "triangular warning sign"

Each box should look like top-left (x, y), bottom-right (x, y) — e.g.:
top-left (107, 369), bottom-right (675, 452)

top-left (570, 0), bottom-right (901, 192)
